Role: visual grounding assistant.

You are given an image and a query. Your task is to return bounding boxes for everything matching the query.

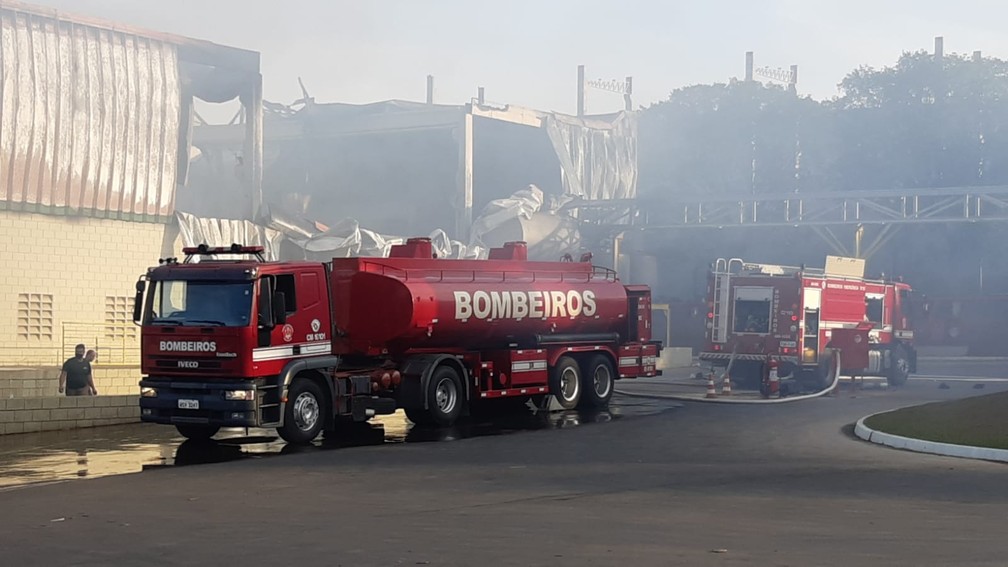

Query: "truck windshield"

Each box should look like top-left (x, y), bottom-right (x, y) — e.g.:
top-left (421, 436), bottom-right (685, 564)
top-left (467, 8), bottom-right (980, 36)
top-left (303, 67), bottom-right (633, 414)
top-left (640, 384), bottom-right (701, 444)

top-left (146, 280), bottom-right (253, 327)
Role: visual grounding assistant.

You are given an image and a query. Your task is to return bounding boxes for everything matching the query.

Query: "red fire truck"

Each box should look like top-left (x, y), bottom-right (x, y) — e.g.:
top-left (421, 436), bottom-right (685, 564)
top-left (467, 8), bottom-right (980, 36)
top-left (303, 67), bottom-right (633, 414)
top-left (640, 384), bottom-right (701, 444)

top-left (133, 238), bottom-right (661, 444)
top-left (698, 256), bottom-right (917, 390)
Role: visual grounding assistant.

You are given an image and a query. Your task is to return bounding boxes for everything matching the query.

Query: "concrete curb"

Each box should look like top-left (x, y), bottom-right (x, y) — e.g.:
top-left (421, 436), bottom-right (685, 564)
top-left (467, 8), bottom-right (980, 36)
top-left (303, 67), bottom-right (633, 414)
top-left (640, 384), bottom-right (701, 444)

top-left (854, 413), bottom-right (1008, 463)
top-left (917, 356), bottom-right (1008, 362)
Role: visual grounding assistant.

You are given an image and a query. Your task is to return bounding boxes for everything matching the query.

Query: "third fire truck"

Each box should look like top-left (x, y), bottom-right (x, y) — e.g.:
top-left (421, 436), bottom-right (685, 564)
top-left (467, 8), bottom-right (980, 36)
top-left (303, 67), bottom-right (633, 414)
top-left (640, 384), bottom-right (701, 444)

top-left (699, 256), bottom-right (917, 390)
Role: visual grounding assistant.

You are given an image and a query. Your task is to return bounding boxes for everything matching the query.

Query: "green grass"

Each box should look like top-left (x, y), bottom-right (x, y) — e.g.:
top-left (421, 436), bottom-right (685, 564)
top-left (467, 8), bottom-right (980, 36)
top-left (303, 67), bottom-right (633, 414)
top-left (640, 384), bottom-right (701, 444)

top-left (864, 391), bottom-right (1008, 450)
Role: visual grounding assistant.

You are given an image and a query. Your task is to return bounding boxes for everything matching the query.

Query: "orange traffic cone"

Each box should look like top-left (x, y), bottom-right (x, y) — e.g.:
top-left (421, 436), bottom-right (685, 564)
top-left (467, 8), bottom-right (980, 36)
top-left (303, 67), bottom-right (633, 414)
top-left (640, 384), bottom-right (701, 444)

top-left (722, 373), bottom-right (732, 396)
top-left (705, 373), bottom-right (718, 398)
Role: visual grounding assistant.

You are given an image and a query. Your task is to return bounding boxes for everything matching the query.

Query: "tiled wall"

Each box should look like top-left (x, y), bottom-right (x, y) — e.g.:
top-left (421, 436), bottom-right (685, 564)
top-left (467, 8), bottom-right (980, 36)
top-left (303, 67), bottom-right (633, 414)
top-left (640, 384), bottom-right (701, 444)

top-left (0, 395), bottom-right (140, 435)
top-left (0, 210), bottom-right (169, 367)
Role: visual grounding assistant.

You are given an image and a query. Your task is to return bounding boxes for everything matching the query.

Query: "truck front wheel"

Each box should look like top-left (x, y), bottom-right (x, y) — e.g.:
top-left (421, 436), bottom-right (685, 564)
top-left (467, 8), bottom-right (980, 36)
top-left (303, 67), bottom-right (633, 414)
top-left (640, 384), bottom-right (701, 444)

top-left (175, 424), bottom-right (220, 441)
top-left (888, 345), bottom-right (911, 386)
top-left (550, 356), bottom-right (582, 410)
top-left (278, 379), bottom-right (326, 445)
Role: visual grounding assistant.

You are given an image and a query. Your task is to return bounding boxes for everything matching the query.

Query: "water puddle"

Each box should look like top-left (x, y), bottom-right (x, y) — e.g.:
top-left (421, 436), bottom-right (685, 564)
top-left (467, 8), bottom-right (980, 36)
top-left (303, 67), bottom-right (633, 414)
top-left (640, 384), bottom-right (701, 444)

top-left (0, 397), bottom-right (676, 489)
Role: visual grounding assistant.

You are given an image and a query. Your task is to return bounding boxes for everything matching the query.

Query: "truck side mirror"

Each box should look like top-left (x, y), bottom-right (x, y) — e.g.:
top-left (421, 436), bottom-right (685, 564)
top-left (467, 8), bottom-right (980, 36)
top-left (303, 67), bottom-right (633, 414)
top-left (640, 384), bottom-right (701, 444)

top-left (259, 286), bottom-right (275, 329)
top-left (272, 291), bottom-right (287, 325)
top-left (133, 280), bottom-right (146, 324)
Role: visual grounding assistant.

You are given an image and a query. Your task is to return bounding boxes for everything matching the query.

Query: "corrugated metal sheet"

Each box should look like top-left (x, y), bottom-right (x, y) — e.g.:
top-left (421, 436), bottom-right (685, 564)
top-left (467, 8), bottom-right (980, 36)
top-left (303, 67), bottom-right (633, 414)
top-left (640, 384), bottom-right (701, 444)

top-left (0, 6), bottom-right (180, 221)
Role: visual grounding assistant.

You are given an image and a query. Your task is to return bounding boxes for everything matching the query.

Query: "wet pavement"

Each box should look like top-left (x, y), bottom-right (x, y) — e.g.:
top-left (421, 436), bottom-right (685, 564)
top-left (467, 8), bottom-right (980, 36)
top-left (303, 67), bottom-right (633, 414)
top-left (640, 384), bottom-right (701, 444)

top-left (0, 396), bottom-right (679, 490)
top-left (4, 356), bottom-right (1000, 492)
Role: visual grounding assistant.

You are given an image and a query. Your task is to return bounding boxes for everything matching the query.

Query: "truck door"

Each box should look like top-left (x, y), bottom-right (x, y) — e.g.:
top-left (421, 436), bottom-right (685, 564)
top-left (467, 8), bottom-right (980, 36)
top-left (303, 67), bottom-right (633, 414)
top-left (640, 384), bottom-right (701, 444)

top-left (262, 270), bottom-right (329, 349)
top-left (257, 273), bottom-right (298, 348)
top-left (802, 287), bottom-right (821, 363)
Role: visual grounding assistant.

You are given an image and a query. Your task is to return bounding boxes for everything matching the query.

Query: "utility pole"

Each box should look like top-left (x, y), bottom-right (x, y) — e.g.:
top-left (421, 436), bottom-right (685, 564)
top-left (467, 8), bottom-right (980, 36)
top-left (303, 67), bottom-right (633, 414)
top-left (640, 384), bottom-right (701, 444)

top-left (426, 75), bottom-right (434, 104)
top-left (577, 65), bottom-right (586, 117)
top-left (745, 51), bottom-right (754, 82)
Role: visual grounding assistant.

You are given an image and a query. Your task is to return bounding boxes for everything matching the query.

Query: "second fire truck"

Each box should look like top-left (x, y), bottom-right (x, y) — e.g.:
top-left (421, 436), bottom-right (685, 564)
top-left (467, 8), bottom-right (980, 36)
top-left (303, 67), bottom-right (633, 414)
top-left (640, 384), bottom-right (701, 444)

top-left (699, 255), bottom-right (917, 390)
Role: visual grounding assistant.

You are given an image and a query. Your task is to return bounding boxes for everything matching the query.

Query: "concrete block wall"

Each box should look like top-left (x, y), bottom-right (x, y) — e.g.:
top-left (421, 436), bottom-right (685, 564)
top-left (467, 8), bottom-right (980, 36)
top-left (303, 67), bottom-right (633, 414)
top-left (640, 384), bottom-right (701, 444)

top-left (0, 395), bottom-right (140, 436)
top-left (0, 367), bottom-right (140, 398)
top-left (657, 347), bottom-right (695, 369)
top-left (0, 210), bottom-right (168, 367)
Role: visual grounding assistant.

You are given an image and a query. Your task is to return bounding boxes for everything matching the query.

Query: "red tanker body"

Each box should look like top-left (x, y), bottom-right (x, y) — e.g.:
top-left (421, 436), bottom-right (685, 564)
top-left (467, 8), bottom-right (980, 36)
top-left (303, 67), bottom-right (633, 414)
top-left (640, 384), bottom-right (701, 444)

top-left (330, 257), bottom-right (631, 354)
top-left (135, 239), bottom-right (661, 444)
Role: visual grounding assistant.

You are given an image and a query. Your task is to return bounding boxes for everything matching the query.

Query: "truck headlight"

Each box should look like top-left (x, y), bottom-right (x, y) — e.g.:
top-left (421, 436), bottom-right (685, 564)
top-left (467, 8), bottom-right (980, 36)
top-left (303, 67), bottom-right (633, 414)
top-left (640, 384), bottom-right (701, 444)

top-left (225, 389), bottom-right (255, 401)
top-left (140, 387), bottom-right (158, 398)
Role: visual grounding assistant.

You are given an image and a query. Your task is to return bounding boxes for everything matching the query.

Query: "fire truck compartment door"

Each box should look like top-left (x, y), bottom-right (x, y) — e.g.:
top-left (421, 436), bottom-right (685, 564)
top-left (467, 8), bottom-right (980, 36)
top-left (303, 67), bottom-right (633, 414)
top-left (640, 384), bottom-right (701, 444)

top-left (803, 287), bottom-right (822, 310)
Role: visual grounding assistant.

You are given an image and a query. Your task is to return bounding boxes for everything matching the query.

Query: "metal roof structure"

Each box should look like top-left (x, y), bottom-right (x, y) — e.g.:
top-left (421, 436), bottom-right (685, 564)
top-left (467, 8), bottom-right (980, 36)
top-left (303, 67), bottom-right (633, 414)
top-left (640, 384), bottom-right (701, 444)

top-left (0, 0), bottom-right (262, 222)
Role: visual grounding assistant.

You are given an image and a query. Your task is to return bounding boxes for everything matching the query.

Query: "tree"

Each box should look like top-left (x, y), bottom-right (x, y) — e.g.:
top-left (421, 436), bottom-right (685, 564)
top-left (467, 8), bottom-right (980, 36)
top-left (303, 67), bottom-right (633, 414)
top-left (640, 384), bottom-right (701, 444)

top-left (833, 51), bottom-right (1008, 190)
top-left (639, 80), bottom-right (830, 201)
top-left (639, 50), bottom-right (1008, 199)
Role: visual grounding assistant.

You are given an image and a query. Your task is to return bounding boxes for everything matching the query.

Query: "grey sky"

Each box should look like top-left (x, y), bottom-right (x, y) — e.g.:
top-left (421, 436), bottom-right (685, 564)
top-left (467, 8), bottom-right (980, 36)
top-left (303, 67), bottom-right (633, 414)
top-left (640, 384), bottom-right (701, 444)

top-left (26, 0), bottom-right (1008, 114)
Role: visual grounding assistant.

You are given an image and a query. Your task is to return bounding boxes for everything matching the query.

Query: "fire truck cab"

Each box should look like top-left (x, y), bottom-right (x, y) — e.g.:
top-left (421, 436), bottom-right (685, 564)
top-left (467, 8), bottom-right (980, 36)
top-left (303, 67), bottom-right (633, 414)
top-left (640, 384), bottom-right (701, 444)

top-left (699, 256), bottom-right (917, 389)
top-left (133, 244), bottom-right (350, 442)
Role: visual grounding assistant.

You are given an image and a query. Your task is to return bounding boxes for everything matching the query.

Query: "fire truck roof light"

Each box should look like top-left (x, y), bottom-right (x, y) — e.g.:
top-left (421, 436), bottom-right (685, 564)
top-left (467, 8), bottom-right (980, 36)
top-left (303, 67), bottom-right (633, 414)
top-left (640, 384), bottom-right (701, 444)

top-left (182, 244), bottom-right (265, 255)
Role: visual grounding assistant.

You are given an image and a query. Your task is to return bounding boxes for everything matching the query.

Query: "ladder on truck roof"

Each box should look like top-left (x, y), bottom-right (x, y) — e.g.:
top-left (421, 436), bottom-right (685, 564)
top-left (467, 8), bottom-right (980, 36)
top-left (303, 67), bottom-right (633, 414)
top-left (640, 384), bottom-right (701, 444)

top-left (711, 258), bottom-right (743, 343)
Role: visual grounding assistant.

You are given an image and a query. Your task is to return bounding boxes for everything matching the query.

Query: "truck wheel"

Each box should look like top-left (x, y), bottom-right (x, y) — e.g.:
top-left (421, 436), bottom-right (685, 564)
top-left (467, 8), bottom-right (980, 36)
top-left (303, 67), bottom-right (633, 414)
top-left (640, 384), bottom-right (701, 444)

top-left (579, 354), bottom-right (614, 409)
top-left (278, 379), bottom-right (326, 445)
top-left (175, 424), bottom-right (220, 441)
top-left (419, 365), bottom-right (464, 427)
top-left (888, 345), bottom-right (911, 386)
top-left (550, 356), bottom-right (582, 410)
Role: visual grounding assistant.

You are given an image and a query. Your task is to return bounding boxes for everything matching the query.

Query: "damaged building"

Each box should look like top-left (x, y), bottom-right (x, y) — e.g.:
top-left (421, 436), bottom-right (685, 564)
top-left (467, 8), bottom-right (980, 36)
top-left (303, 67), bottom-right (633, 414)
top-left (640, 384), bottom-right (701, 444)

top-left (0, 0), bottom-right (645, 376)
top-left (185, 93), bottom-right (641, 263)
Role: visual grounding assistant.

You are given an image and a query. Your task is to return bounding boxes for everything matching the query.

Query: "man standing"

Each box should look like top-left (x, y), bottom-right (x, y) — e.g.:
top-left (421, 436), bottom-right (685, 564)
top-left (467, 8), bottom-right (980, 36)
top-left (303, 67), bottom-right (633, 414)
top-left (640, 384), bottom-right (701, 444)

top-left (58, 344), bottom-right (98, 396)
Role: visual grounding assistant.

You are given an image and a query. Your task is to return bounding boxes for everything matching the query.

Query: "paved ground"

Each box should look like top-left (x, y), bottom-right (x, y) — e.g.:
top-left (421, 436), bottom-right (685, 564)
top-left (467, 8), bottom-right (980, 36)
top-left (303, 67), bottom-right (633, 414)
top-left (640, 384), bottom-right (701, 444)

top-left (0, 360), bottom-right (1006, 566)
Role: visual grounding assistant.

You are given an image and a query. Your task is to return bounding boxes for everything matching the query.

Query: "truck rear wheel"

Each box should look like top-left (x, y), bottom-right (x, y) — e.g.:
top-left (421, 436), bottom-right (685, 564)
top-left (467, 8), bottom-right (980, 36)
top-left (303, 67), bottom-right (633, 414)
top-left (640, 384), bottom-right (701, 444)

top-left (175, 424), bottom-right (220, 441)
top-left (579, 354), bottom-right (614, 409)
top-left (407, 365), bottom-right (464, 428)
top-left (278, 378), bottom-right (326, 445)
top-left (550, 356), bottom-right (582, 410)
top-left (888, 345), bottom-right (911, 386)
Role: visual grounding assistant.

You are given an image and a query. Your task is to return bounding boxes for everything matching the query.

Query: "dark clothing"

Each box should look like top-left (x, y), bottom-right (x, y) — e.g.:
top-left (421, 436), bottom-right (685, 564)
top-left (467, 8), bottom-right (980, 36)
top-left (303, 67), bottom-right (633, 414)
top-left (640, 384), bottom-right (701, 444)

top-left (62, 357), bottom-right (92, 390)
top-left (66, 387), bottom-right (91, 396)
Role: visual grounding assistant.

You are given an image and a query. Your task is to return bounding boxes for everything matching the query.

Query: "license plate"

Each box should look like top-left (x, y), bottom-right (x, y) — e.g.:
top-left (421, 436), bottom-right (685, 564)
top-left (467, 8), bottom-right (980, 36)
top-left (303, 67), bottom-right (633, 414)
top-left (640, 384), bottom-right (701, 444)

top-left (178, 399), bottom-right (199, 410)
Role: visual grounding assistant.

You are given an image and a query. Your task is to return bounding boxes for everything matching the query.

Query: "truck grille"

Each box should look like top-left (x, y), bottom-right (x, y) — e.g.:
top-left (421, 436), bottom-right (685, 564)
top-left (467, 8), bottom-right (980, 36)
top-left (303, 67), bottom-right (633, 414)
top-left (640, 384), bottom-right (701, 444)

top-left (153, 359), bottom-right (223, 369)
top-left (146, 355), bottom-right (231, 374)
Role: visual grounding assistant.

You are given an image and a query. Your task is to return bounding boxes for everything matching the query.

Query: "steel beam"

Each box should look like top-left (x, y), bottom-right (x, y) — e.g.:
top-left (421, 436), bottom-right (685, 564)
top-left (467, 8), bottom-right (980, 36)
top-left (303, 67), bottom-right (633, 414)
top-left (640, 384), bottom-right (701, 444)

top-left (638, 185), bottom-right (1008, 229)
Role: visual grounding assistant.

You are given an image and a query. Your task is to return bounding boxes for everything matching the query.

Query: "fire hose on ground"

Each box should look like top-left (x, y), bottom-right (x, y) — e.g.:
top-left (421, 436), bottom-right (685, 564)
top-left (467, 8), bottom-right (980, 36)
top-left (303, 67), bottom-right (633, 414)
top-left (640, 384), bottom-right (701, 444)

top-left (613, 350), bottom-right (843, 405)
